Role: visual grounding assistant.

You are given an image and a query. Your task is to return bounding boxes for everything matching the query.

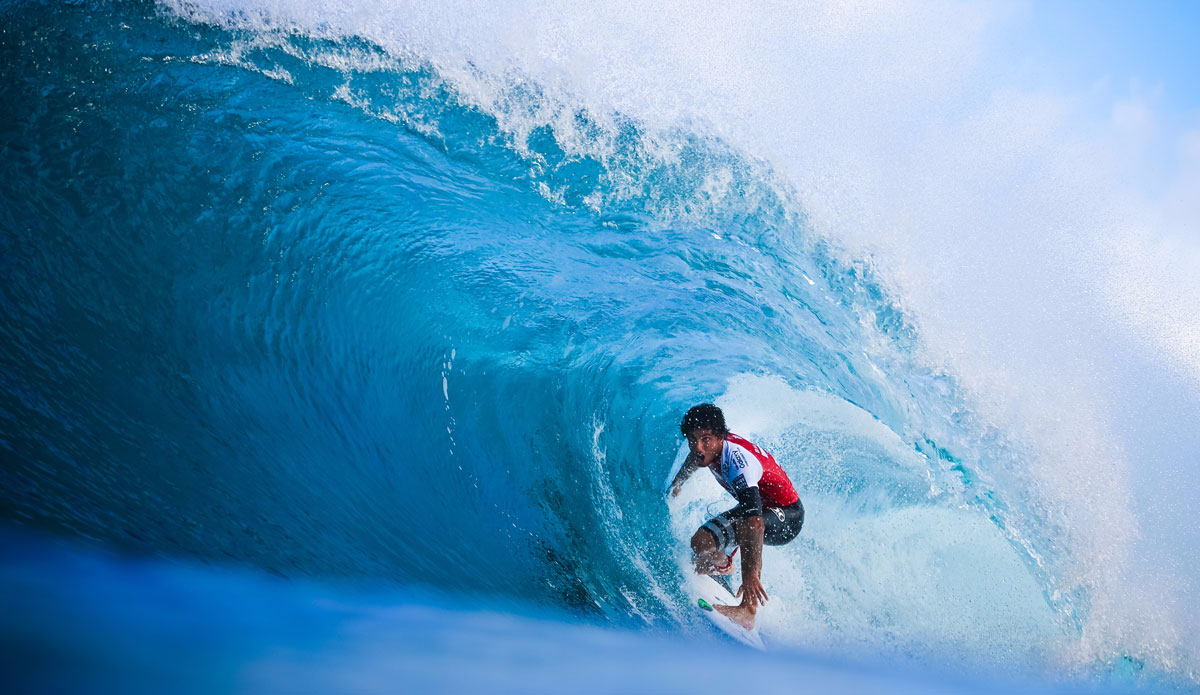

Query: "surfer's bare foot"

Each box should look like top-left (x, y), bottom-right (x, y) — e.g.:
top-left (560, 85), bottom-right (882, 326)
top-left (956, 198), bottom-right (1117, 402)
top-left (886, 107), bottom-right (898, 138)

top-left (714, 602), bottom-right (756, 630)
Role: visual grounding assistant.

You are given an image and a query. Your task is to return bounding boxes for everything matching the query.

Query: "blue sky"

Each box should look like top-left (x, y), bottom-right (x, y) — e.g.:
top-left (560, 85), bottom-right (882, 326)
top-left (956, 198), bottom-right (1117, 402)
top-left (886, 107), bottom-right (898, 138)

top-left (981, 1), bottom-right (1200, 200)
top-left (995, 1), bottom-right (1200, 114)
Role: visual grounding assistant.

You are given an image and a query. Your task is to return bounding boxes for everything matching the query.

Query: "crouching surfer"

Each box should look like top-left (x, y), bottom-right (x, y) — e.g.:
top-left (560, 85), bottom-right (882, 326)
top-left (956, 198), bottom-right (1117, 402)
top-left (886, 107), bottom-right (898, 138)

top-left (668, 403), bottom-right (804, 630)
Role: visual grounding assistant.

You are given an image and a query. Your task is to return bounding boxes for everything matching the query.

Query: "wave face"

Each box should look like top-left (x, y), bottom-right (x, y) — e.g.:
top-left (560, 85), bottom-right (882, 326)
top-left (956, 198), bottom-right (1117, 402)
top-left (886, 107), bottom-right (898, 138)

top-left (0, 1), bottom-right (1193, 689)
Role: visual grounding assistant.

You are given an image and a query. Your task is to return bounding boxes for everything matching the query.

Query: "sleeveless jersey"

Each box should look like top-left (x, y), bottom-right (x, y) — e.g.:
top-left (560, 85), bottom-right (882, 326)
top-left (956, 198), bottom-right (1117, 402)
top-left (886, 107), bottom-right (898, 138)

top-left (708, 433), bottom-right (799, 508)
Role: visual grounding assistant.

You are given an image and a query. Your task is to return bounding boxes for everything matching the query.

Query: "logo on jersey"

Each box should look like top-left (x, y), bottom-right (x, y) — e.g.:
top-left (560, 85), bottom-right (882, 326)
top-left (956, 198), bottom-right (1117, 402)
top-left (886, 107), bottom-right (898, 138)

top-left (723, 449), bottom-right (749, 490)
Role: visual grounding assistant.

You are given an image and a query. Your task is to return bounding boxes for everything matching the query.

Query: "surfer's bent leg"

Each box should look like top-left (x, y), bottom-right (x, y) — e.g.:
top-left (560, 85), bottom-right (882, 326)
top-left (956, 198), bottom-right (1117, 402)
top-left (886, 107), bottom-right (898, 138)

top-left (692, 499), bottom-right (804, 574)
top-left (690, 526), bottom-right (727, 574)
top-left (691, 511), bottom-right (739, 574)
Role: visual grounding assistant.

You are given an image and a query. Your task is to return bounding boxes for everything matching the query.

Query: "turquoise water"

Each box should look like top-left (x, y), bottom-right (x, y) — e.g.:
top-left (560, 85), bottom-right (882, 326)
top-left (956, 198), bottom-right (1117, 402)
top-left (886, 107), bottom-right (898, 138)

top-left (1, 1), bottom-right (1194, 691)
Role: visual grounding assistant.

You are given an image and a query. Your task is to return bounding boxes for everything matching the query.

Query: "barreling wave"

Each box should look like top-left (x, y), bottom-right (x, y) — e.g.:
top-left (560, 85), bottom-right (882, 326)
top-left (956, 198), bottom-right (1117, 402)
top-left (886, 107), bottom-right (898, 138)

top-left (0, 0), bottom-right (1192, 688)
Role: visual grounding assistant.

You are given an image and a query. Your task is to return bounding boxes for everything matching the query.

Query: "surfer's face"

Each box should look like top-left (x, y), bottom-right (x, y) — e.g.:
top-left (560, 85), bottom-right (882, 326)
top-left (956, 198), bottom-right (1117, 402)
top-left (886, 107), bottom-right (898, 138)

top-left (686, 428), bottom-right (724, 466)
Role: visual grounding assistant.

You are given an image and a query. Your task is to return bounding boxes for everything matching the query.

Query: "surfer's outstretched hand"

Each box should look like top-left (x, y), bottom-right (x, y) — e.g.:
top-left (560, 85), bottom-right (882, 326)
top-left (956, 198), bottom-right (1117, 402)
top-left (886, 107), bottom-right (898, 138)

top-left (737, 574), bottom-right (769, 608)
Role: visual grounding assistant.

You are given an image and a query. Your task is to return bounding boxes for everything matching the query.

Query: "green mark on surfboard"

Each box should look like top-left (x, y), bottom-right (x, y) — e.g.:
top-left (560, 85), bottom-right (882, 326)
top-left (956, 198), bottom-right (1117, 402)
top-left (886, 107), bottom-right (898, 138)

top-left (698, 598), bottom-right (713, 612)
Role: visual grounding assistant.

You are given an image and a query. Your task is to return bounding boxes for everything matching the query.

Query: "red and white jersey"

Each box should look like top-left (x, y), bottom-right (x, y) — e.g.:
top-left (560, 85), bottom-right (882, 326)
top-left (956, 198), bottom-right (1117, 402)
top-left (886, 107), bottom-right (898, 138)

top-left (709, 433), bottom-right (799, 508)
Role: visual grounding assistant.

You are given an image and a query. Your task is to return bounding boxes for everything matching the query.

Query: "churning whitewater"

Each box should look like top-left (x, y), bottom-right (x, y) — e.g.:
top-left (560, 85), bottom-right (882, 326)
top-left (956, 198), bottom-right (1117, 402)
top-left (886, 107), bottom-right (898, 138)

top-left (1, 1), bottom-right (1196, 691)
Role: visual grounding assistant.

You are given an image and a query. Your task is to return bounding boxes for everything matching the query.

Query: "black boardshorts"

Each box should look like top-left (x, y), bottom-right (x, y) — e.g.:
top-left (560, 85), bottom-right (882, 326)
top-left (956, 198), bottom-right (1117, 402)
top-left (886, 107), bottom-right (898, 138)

top-left (700, 499), bottom-right (804, 555)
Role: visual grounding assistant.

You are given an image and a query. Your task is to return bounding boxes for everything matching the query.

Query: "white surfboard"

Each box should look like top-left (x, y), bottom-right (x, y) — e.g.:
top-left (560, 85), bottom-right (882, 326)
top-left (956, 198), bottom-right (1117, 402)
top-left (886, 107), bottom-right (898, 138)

top-left (684, 569), bottom-right (766, 649)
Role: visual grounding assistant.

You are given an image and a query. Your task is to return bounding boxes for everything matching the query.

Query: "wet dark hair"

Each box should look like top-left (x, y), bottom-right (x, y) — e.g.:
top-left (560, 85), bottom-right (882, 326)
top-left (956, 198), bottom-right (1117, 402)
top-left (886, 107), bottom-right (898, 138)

top-left (680, 403), bottom-right (728, 438)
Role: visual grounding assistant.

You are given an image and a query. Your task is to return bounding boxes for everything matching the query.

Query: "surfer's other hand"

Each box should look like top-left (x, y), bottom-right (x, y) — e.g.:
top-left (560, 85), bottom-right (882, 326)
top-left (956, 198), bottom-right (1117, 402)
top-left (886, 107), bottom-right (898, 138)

top-left (737, 574), bottom-right (769, 608)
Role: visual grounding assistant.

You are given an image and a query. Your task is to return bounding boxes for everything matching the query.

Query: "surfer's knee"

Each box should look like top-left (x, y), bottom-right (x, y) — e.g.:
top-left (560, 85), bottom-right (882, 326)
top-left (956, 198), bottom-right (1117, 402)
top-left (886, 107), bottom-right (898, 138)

top-left (691, 527), bottom-right (718, 555)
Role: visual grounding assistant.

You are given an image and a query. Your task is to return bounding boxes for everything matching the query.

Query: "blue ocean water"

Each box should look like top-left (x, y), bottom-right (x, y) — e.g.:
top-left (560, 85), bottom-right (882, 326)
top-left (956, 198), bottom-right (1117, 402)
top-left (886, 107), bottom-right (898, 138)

top-left (0, 1), bottom-right (1195, 692)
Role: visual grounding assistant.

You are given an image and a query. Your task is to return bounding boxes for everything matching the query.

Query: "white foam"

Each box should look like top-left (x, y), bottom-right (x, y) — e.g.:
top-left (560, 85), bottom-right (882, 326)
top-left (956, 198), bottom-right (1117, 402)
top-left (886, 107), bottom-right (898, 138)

top-left (715, 373), bottom-right (922, 471)
top-left (763, 503), bottom-right (1060, 666)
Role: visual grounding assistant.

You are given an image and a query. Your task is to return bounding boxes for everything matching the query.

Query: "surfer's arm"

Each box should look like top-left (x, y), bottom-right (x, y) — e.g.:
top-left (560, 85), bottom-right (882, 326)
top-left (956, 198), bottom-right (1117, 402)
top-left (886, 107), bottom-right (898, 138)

top-left (728, 485), bottom-right (763, 519)
top-left (730, 486), bottom-right (768, 608)
top-left (668, 453), bottom-right (701, 497)
top-left (735, 515), bottom-right (767, 608)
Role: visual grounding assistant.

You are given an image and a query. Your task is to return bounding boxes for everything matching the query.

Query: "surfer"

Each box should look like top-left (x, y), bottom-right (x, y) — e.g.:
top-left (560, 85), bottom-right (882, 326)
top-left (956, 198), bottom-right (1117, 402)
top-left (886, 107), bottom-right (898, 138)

top-left (668, 403), bottom-right (804, 629)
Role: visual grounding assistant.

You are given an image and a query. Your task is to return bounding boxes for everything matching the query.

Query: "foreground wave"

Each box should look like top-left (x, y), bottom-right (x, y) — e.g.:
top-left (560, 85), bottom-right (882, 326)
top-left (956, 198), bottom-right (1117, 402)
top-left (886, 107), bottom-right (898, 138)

top-left (0, 529), bottom-right (1127, 694)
